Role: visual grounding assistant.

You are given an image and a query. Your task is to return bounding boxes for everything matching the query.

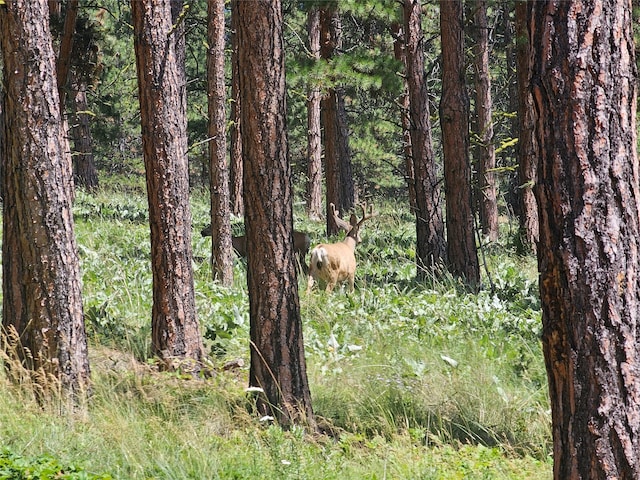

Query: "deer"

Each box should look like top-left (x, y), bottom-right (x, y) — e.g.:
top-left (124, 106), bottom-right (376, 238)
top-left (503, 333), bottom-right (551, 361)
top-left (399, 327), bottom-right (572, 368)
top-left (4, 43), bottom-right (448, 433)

top-left (306, 203), bottom-right (376, 293)
top-left (201, 224), bottom-right (311, 273)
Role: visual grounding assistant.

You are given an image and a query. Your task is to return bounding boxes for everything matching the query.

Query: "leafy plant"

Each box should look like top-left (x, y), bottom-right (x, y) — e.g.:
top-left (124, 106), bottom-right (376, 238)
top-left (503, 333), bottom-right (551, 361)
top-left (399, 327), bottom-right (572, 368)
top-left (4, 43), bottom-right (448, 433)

top-left (0, 449), bottom-right (111, 480)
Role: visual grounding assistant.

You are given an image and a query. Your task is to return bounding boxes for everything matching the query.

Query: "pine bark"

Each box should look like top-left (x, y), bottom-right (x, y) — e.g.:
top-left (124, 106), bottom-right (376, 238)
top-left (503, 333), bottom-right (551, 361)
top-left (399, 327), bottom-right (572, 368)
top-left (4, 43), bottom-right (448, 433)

top-left (440, 0), bottom-right (479, 287)
top-left (337, 89), bottom-right (355, 211)
top-left (306, 6), bottom-right (322, 221)
top-left (515, 0), bottom-right (538, 253)
top-left (229, 0), bottom-right (244, 217)
top-left (132, 0), bottom-right (204, 368)
top-left (391, 21), bottom-right (417, 212)
top-left (0, 0), bottom-right (90, 400)
top-left (237, 0), bottom-right (315, 428)
top-left (55, 0), bottom-right (78, 107)
top-left (320, 3), bottom-right (342, 236)
top-left (530, 1), bottom-right (640, 478)
top-left (207, 0), bottom-right (233, 286)
top-left (403, 0), bottom-right (447, 275)
top-left (470, 0), bottom-right (498, 242)
top-left (71, 72), bottom-right (99, 190)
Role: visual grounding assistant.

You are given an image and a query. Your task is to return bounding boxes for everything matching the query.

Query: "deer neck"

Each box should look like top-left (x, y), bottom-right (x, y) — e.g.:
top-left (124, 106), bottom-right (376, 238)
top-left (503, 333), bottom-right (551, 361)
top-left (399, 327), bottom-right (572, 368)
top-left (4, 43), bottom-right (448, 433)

top-left (342, 235), bottom-right (358, 251)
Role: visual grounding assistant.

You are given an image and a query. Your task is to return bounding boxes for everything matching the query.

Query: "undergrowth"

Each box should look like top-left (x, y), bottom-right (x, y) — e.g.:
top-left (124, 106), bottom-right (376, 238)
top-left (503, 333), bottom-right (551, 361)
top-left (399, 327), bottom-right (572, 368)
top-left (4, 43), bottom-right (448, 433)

top-left (0, 186), bottom-right (551, 479)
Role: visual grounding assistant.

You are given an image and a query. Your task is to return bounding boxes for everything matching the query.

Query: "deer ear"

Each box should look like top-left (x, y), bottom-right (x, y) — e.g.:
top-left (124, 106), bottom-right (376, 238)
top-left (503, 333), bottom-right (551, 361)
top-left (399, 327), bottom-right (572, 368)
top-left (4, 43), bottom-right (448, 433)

top-left (349, 213), bottom-right (358, 226)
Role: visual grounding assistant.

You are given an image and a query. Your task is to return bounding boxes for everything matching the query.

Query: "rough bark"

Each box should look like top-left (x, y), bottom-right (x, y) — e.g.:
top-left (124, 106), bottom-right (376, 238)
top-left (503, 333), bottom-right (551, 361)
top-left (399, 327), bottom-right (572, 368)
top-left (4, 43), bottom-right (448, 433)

top-left (229, 0), bottom-right (244, 217)
top-left (515, 0), bottom-right (538, 253)
top-left (0, 0), bottom-right (90, 401)
top-left (530, 1), bottom-right (640, 478)
top-left (306, 6), bottom-right (323, 221)
top-left (70, 71), bottom-right (99, 190)
top-left (207, 0), bottom-right (233, 286)
top-left (337, 88), bottom-right (355, 211)
top-left (470, 0), bottom-right (498, 242)
top-left (403, 0), bottom-right (446, 275)
top-left (131, 0), bottom-right (204, 369)
top-left (55, 0), bottom-right (78, 107)
top-left (320, 3), bottom-right (342, 236)
top-left (503, 1), bottom-right (520, 222)
top-left (440, 0), bottom-right (479, 287)
top-left (237, 0), bottom-right (315, 428)
top-left (391, 21), bottom-right (417, 212)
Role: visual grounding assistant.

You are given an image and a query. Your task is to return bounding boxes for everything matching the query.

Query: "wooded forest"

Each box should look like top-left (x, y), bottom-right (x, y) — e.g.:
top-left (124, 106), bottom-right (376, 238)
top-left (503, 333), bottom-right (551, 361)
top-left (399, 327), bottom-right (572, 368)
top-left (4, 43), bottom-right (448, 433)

top-left (0, 0), bottom-right (639, 478)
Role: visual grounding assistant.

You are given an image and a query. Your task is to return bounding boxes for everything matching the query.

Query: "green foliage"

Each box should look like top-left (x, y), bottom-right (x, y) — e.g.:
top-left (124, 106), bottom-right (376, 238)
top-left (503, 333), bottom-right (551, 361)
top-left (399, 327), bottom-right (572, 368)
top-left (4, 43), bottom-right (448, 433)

top-left (0, 187), bottom-right (553, 478)
top-left (0, 1), bottom-right (557, 475)
top-left (0, 449), bottom-right (111, 480)
top-left (200, 285), bottom-right (249, 357)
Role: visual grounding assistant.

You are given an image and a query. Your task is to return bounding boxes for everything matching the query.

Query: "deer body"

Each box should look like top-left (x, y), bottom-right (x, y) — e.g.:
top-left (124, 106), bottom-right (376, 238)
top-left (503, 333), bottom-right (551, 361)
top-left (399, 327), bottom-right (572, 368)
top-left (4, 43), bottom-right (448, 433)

top-left (306, 203), bottom-right (376, 293)
top-left (307, 237), bottom-right (357, 292)
top-left (201, 225), bottom-right (311, 273)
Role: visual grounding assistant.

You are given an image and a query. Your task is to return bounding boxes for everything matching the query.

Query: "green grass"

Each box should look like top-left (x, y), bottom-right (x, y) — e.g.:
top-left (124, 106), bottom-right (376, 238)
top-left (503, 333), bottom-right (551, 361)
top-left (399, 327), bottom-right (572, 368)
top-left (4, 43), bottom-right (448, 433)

top-left (0, 186), bottom-right (552, 479)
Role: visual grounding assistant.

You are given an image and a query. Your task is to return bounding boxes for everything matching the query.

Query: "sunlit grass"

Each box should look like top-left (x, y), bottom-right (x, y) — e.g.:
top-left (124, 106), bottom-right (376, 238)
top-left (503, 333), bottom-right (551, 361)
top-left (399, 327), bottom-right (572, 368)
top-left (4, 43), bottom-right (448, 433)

top-left (0, 186), bottom-right (552, 478)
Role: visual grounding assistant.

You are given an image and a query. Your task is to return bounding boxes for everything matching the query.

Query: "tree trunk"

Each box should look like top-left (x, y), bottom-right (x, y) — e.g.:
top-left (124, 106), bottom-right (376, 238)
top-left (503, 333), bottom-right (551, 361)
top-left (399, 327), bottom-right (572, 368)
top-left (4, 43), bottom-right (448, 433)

top-left (470, 0), bottom-right (498, 242)
top-left (306, 6), bottom-right (322, 221)
top-left (132, 0), bottom-right (204, 370)
top-left (229, 0), bottom-right (244, 217)
top-left (237, 0), bottom-right (315, 429)
top-left (503, 1), bottom-right (521, 222)
top-left (391, 21), bottom-right (417, 212)
top-left (515, 0), bottom-right (538, 254)
top-left (403, 0), bottom-right (446, 276)
top-left (337, 87), bottom-right (355, 211)
top-left (207, 0), bottom-right (233, 286)
top-left (70, 71), bottom-right (99, 190)
top-left (530, 1), bottom-right (640, 478)
top-left (55, 0), bottom-right (78, 107)
top-left (320, 3), bottom-right (342, 236)
top-left (0, 0), bottom-right (90, 402)
top-left (440, 0), bottom-right (479, 287)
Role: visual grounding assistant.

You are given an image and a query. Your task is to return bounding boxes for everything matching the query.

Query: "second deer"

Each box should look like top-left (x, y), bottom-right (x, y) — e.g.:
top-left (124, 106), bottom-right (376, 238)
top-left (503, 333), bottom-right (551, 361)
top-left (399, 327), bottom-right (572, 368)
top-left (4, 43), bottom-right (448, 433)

top-left (201, 224), bottom-right (311, 274)
top-left (307, 203), bottom-right (376, 293)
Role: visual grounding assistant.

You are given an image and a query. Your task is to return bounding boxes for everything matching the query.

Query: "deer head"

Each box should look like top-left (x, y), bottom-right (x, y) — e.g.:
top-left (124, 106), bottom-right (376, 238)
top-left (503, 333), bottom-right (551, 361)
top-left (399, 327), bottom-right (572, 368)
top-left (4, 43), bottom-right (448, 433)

top-left (307, 202), bottom-right (377, 293)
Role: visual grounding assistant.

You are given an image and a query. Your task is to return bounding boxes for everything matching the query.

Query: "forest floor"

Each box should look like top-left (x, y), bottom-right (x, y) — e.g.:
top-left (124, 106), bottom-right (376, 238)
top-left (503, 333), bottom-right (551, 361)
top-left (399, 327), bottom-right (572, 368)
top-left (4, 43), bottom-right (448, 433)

top-left (0, 186), bottom-right (552, 479)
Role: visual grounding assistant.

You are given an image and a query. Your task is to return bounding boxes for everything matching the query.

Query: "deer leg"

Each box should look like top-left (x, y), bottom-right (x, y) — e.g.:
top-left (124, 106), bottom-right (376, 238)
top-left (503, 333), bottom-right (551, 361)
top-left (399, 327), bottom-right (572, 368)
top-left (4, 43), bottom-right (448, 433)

top-left (306, 274), bottom-right (315, 293)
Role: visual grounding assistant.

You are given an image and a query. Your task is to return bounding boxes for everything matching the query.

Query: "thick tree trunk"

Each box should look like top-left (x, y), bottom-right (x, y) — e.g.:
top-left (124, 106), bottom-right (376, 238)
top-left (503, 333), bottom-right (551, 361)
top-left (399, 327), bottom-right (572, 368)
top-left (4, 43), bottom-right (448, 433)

top-left (132, 0), bottom-right (203, 369)
top-left (320, 3), bottom-right (355, 229)
top-left (530, 1), bottom-right (640, 478)
top-left (306, 7), bottom-right (322, 221)
top-left (0, 0), bottom-right (90, 401)
top-left (440, 0), bottom-right (479, 287)
top-left (515, 0), bottom-right (538, 254)
top-left (207, 0), bottom-right (233, 286)
top-left (470, 0), bottom-right (498, 243)
top-left (403, 0), bottom-right (447, 276)
top-left (237, 0), bottom-right (315, 428)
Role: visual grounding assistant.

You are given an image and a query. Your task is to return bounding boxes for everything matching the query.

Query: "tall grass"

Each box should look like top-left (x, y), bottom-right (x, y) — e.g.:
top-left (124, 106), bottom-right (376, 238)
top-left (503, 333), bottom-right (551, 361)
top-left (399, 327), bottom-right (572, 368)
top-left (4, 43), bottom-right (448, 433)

top-left (0, 186), bottom-right (551, 478)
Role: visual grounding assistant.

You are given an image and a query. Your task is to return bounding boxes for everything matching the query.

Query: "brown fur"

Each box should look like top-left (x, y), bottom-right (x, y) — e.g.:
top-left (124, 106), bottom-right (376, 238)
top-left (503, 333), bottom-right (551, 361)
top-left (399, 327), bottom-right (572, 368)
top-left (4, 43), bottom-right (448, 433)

top-left (306, 203), bottom-right (376, 293)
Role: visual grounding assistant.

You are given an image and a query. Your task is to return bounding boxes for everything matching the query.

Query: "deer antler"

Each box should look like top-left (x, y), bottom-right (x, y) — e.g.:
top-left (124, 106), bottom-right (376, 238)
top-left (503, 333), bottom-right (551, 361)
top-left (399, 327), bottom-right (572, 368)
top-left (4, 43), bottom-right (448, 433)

top-left (330, 202), bottom-right (353, 233)
top-left (355, 201), bottom-right (377, 228)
